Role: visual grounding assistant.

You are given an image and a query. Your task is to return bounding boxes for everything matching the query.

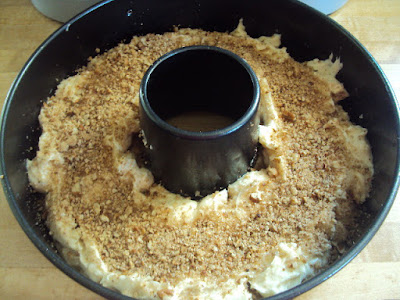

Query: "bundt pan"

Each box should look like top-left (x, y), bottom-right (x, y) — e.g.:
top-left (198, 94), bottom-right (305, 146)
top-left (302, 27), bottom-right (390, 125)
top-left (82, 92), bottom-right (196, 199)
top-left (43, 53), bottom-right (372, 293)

top-left (1, 0), bottom-right (399, 299)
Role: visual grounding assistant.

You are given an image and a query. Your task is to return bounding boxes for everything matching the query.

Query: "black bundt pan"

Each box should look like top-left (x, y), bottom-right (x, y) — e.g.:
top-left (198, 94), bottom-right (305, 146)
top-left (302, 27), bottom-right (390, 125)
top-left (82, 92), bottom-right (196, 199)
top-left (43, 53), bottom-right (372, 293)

top-left (1, 0), bottom-right (399, 299)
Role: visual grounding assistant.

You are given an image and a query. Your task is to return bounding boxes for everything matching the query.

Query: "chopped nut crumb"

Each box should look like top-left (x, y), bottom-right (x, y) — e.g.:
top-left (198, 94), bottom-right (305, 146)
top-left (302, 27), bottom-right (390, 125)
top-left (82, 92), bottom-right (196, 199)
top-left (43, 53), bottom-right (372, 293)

top-left (28, 25), bottom-right (372, 299)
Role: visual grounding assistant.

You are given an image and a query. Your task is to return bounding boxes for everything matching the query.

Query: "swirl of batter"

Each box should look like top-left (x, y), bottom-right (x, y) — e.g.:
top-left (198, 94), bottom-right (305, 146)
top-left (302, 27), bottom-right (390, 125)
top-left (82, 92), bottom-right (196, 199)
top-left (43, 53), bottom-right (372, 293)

top-left (27, 22), bottom-right (373, 299)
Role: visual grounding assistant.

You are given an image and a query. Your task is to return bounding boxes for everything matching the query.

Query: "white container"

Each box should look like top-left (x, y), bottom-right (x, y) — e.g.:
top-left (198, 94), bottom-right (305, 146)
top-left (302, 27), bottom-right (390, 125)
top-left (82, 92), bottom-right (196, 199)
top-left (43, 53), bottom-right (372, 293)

top-left (298, 0), bottom-right (348, 14)
top-left (32, 0), bottom-right (348, 23)
top-left (31, 0), bottom-right (102, 22)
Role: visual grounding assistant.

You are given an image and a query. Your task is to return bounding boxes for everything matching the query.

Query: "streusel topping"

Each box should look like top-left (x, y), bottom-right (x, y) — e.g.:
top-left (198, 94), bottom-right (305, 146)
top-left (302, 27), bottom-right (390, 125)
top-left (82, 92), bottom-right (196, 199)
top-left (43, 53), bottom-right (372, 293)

top-left (27, 22), bottom-right (373, 299)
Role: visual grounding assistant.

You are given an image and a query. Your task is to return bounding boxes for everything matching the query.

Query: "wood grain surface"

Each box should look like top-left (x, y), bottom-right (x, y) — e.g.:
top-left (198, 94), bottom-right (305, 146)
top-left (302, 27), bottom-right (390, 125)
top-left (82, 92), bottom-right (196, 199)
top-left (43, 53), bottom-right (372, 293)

top-left (1, 0), bottom-right (399, 299)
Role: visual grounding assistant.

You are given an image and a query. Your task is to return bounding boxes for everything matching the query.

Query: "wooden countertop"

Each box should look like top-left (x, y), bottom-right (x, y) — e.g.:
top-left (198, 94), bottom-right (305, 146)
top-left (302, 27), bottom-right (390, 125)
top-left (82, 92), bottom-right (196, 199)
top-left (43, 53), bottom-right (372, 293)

top-left (0, 0), bottom-right (399, 299)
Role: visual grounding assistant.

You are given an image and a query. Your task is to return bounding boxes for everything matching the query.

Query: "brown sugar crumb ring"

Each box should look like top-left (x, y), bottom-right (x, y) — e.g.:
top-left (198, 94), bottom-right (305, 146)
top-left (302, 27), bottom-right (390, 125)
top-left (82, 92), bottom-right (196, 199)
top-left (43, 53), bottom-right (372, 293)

top-left (27, 20), bottom-right (373, 299)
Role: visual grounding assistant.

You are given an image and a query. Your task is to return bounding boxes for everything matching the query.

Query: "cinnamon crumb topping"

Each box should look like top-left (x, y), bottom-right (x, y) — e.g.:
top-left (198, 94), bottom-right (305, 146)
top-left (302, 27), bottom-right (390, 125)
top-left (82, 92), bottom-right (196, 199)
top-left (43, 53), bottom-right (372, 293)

top-left (28, 25), bottom-right (373, 298)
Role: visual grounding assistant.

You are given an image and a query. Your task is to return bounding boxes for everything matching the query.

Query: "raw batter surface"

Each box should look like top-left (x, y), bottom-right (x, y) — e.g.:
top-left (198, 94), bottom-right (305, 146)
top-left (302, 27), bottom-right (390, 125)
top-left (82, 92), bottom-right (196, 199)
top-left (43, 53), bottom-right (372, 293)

top-left (27, 22), bottom-right (373, 299)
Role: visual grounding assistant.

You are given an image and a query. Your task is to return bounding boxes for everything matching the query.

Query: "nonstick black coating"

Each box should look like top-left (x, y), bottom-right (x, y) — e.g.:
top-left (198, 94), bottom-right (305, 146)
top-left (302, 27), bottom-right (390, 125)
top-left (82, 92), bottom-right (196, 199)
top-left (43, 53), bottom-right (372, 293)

top-left (1, 0), bottom-right (399, 299)
top-left (140, 46), bottom-right (260, 197)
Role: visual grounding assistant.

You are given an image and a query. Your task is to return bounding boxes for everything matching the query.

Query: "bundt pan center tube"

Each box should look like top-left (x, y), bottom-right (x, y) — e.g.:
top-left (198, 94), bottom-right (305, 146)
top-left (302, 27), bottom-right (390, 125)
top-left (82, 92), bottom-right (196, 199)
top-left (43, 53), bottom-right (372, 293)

top-left (139, 46), bottom-right (260, 198)
top-left (0, 0), bottom-right (399, 299)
